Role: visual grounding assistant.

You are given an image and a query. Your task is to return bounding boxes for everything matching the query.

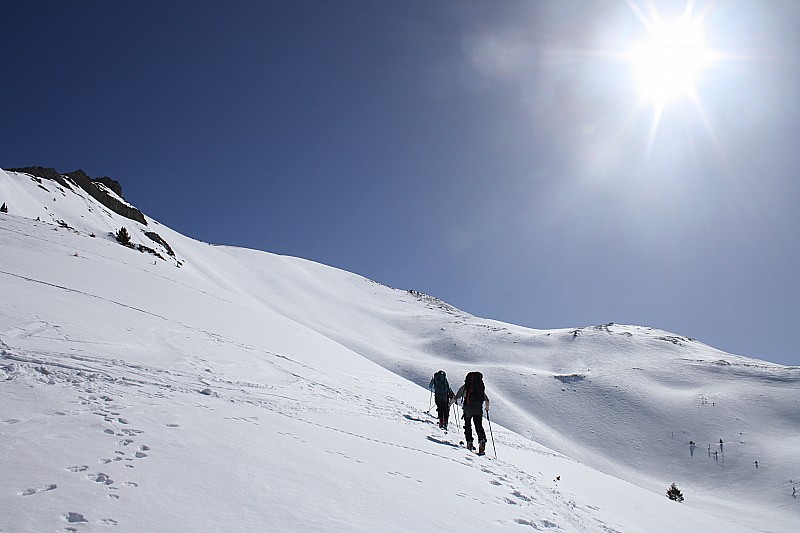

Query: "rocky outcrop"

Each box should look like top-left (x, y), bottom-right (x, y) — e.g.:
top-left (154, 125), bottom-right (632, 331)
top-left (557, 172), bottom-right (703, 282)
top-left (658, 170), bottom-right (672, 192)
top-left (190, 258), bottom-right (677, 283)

top-left (8, 166), bottom-right (72, 189)
top-left (145, 231), bottom-right (175, 257)
top-left (93, 176), bottom-right (123, 197)
top-left (8, 166), bottom-right (147, 226)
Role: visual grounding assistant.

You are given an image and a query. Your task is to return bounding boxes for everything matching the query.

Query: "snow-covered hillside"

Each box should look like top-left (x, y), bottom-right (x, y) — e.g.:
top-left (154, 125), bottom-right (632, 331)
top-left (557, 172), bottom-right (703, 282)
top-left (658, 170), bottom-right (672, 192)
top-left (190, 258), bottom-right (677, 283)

top-left (1, 167), bottom-right (798, 532)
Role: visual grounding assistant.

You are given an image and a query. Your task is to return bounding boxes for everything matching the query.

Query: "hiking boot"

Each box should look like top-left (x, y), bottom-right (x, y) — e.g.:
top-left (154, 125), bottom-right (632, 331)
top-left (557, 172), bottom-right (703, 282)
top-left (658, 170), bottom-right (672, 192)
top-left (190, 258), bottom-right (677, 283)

top-left (466, 441), bottom-right (474, 451)
top-left (478, 440), bottom-right (486, 455)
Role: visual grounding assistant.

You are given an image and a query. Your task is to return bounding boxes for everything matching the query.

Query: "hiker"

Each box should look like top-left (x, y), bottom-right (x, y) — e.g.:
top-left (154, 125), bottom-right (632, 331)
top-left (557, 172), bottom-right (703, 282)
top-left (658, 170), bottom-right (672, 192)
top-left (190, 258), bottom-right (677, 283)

top-left (450, 371), bottom-right (490, 454)
top-left (429, 370), bottom-right (454, 430)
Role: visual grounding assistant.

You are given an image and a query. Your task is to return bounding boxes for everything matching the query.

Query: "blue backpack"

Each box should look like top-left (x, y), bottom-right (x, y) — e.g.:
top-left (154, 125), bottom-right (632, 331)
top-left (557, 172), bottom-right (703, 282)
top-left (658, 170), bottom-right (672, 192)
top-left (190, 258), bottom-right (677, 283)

top-left (431, 371), bottom-right (449, 394)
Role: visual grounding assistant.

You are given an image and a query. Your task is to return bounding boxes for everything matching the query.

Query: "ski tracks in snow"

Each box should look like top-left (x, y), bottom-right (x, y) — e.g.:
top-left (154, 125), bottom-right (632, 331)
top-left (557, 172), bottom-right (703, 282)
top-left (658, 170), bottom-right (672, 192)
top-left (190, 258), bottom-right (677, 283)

top-left (2, 337), bottom-right (617, 532)
top-left (410, 416), bottom-right (621, 532)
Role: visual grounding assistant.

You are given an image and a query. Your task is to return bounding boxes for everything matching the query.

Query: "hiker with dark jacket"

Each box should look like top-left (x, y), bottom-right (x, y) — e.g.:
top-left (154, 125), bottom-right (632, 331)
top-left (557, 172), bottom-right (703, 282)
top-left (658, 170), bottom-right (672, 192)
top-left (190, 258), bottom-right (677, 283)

top-left (450, 371), bottom-right (490, 454)
top-left (429, 370), bottom-right (454, 429)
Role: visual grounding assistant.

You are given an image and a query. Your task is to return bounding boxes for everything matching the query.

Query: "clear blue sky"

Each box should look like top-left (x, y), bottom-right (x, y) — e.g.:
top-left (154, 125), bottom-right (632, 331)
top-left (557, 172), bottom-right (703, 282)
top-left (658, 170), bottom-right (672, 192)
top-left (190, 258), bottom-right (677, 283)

top-left (3, 1), bottom-right (799, 366)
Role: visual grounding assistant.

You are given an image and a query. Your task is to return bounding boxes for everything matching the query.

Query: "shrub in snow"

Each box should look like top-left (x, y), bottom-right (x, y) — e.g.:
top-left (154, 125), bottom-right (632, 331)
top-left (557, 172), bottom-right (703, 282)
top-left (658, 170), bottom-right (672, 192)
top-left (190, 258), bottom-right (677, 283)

top-left (667, 482), bottom-right (684, 503)
top-left (115, 227), bottom-right (131, 246)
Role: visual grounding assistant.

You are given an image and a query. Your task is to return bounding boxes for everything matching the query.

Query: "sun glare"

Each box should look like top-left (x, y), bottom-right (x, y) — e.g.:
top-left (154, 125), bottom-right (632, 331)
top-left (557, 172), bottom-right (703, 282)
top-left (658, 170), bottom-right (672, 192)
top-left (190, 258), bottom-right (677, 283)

top-left (628, 13), bottom-right (716, 107)
top-left (616, 1), bottom-right (727, 154)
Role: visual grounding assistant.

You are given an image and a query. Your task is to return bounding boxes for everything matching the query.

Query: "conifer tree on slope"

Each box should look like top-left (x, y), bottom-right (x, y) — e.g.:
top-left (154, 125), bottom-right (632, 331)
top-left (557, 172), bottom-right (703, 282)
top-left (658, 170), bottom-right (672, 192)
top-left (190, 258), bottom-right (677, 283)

top-left (667, 482), bottom-right (684, 503)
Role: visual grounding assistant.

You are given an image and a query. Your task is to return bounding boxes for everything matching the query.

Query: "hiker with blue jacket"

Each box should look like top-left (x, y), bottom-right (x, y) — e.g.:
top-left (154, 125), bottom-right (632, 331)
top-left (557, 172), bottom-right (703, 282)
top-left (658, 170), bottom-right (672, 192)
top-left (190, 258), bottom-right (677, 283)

top-left (450, 371), bottom-right (490, 455)
top-left (429, 370), bottom-right (454, 430)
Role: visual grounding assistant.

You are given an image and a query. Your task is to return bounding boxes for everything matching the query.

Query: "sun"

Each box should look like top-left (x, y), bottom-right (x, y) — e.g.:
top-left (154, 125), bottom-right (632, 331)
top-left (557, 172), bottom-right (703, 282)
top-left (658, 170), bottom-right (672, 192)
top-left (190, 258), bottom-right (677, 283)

top-left (627, 9), bottom-right (717, 107)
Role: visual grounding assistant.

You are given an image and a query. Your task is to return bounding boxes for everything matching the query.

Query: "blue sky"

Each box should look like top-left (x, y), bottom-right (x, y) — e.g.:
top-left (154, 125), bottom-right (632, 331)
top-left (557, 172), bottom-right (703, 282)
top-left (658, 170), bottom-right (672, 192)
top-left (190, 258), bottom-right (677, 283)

top-left (3, 0), bottom-right (799, 366)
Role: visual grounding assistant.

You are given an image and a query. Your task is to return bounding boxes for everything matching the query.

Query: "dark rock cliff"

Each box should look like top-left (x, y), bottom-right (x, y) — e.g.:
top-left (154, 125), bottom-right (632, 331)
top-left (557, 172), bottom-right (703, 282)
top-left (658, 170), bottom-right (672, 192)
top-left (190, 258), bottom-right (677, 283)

top-left (8, 166), bottom-right (147, 225)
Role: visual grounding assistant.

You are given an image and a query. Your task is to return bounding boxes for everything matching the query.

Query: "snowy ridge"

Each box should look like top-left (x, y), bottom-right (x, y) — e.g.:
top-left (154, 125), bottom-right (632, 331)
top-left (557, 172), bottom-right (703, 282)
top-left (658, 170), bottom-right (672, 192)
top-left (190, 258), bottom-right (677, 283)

top-left (1, 167), bottom-right (798, 531)
top-left (0, 169), bottom-right (178, 265)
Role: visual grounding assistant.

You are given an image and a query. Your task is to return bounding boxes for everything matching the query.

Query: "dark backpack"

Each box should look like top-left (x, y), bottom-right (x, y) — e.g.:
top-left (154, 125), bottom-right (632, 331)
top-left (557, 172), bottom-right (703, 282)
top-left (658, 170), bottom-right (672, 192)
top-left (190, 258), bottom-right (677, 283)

top-left (432, 371), bottom-right (449, 394)
top-left (464, 371), bottom-right (485, 405)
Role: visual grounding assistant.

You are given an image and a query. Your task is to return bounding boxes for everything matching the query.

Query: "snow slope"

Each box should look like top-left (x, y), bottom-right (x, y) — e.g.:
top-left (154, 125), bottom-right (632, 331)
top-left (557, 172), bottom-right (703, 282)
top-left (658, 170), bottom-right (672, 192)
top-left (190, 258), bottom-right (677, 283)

top-left (1, 168), bottom-right (798, 532)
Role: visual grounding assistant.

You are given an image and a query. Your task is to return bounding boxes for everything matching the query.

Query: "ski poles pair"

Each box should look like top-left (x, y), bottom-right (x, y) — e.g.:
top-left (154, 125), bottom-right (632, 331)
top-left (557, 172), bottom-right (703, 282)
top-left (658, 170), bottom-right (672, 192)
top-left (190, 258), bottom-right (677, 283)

top-left (430, 391), bottom-right (497, 458)
top-left (456, 402), bottom-right (496, 457)
top-left (451, 402), bottom-right (461, 432)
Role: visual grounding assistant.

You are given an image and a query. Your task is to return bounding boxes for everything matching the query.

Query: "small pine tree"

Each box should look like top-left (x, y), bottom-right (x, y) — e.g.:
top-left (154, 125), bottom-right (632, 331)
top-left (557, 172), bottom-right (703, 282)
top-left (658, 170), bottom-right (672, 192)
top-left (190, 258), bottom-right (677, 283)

top-left (115, 227), bottom-right (131, 245)
top-left (0, 202), bottom-right (7, 213)
top-left (667, 482), bottom-right (684, 503)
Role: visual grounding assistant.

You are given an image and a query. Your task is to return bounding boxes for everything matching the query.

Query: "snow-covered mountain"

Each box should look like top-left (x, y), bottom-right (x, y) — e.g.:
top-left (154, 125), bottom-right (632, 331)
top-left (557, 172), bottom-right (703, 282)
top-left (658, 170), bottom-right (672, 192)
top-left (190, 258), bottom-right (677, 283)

top-left (1, 167), bottom-right (798, 532)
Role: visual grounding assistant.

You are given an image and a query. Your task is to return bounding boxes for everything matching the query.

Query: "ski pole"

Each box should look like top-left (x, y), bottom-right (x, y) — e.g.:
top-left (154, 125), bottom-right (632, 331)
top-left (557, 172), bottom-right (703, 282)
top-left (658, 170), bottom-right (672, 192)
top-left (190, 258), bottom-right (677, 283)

top-left (451, 402), bottom-right (460, 432)
top-left (486, 410), bottom-right (497, 458)
top-left (429, 390), bottom-right (433, 412)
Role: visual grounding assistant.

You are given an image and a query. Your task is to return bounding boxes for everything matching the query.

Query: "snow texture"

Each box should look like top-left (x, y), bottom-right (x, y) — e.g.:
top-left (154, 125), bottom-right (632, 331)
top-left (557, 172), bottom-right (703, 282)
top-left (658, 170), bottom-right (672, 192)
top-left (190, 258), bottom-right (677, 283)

top-left (1, 167), bottom-right (798, 532)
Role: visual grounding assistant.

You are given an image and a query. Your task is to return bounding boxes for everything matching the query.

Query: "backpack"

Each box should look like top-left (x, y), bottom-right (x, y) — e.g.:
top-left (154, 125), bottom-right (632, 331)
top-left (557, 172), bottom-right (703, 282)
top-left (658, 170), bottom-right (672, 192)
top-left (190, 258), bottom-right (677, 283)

top-left (432, 370), bottom-right (449, 394)
top-left (464, 371), bottom-right (485, 405)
